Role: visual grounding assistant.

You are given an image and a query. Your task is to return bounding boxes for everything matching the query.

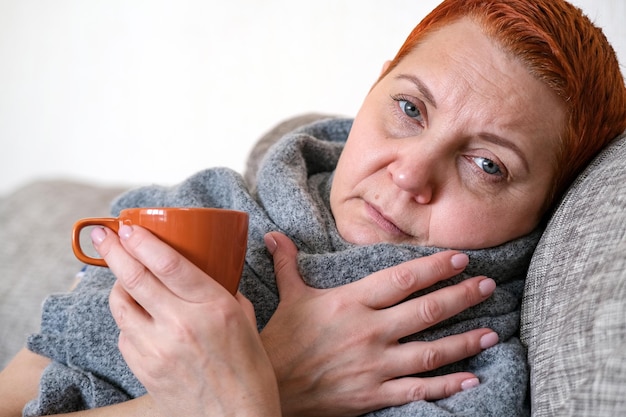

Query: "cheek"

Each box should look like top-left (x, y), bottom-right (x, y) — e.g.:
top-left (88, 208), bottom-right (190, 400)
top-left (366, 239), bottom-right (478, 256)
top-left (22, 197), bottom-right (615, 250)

top-left (329, 153), bottom-right (362, 222)
top-left (428, 198), bottom-right (526, 249)
top-left (330, 154), bottom-right (356, 203)
top-left (334, 141), bottom-right (384, 195)
top-left (449, 200), bottom-right (539, 248)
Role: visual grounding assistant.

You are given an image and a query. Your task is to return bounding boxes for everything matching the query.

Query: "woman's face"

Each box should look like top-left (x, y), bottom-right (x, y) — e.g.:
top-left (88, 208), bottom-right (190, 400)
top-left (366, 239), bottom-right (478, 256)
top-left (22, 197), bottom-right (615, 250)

top-left (330, 18), bottom-right (566, 249)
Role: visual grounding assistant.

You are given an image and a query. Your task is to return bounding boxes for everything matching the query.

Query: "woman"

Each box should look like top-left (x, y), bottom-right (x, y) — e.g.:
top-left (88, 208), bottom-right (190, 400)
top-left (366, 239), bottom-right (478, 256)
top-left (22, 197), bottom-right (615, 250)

top-left (1, 0), bottom-right (625, 416)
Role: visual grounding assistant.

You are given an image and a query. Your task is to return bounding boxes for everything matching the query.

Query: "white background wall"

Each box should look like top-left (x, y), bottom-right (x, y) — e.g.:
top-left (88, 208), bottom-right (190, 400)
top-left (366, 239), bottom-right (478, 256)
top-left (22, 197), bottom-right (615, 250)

top-left (1, 0), bottom-right (624, 195)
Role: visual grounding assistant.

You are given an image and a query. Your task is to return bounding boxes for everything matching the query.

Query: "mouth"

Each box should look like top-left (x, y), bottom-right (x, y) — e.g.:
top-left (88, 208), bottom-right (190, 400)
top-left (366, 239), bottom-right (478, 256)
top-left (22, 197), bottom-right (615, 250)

top-left (364, 202), bottom-right (411, 237)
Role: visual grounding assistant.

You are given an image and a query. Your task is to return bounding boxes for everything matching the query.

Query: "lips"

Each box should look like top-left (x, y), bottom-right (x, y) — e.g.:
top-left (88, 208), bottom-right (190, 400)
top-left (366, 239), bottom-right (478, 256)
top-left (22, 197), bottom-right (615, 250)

top-left (364, 202), bottom-right (410, 237)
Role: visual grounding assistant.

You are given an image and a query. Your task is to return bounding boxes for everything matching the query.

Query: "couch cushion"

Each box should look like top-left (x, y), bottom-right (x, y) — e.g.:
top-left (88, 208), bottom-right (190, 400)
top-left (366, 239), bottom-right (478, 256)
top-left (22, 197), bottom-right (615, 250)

top-left (0, 180), bottom-right (127, 368)
top-left (521, 132), bottom-right (626, 416)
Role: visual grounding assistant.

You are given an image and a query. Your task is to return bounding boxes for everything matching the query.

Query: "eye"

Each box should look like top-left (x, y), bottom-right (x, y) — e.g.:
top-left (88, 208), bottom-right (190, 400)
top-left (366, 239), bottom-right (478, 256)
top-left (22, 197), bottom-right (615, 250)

top-left (398, 100), bottom-right (423, 120)
top-left (472, 157), bottom-right (502, 175)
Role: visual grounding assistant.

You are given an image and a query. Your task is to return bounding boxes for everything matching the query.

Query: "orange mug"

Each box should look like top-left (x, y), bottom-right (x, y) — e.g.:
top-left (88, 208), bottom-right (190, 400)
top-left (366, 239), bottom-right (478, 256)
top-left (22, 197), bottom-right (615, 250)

top-left (72, 207), bottom-right (248, 295)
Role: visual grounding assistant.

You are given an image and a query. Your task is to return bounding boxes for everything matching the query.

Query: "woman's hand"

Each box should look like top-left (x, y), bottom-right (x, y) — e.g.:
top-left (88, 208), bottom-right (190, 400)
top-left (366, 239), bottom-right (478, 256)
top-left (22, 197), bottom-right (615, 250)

top-left (94, 225), bottom-right (281, 417)
top-left (261, 231), bottom-right (498, 417)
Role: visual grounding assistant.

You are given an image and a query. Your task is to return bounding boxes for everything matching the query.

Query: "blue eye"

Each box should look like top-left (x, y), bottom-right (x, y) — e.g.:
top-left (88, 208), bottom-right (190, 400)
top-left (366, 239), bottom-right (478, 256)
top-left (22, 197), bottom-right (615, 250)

top-left (472, 157), bottom-right (501, 175)
top-left (398, 99), bottom-right (423, 121)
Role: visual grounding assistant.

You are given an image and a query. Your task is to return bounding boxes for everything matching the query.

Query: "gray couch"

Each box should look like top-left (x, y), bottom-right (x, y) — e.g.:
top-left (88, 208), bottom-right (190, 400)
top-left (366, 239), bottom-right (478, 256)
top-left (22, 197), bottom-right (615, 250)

top-left (1, 114), bottom-right (624, 416)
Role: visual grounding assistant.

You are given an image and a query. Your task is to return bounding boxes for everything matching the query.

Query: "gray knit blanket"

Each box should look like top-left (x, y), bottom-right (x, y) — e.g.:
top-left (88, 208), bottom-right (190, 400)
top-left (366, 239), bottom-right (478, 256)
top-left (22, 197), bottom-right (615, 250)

top-left (25, 118), bottom-right (539, 416)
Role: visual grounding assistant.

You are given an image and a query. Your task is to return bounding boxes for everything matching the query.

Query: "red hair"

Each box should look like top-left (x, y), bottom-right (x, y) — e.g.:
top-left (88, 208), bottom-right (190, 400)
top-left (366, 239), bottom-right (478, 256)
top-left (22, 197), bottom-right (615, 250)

top-left (381, 0), bottom-right (626, 203)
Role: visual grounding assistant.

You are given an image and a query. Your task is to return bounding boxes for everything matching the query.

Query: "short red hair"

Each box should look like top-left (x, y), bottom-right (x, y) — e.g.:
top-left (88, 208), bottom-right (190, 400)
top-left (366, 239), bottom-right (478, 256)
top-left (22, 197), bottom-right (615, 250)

top-left (381, 0), bottom-right (626, 203)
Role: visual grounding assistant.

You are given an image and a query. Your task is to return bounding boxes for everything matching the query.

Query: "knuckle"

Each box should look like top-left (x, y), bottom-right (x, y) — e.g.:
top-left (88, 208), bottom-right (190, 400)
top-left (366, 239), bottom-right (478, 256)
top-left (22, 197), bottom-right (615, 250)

top-left (108, 287), bottom-right (125, 325)
top-left (324, 294), bottom-right (352, 319)
top-left (406, 382), bottom-right (428, 402)
top-left (442, 383), bottom-right (456, 398)
top-left (461, 280), bottom-right (480, 306)
top-left (441, 379), bottom-right (461, 398)
top-left (144, 354), bottom-right (170, 381)
top-left (117, 333), bottom-right (133, 361)
top-left (199, 297), bottom-right (244, 331)
top-left (417, 297), bottom-right (443, 325)
top-left (420, 346), bottom-right (442, 372)
top-left (122, 264), bottom-right (148, 290)
top-left (390, 266), bottom-right (416, 292)
top-left (427, 256), bottom-right (449, 281)
top-left (458, 340), bottom-right (474, 359)
top-left (152, 251), bottom-right (184, 277)
top-left (170, 319), bottom-right (197, 346)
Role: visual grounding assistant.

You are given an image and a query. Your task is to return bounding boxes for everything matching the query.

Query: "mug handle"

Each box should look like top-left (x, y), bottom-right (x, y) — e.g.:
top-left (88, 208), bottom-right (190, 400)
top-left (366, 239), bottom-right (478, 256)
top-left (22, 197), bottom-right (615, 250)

top-left (72, 218), bottom-right (120, 266)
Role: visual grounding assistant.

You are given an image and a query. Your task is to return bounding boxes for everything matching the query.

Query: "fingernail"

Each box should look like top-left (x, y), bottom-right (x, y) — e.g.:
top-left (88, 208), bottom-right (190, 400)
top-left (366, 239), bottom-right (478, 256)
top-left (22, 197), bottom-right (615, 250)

top-left (480, 331), bottom-right (499, 349)
top-left (119, 225), bottom-right (133, 241)
top-left (263, 233), bottom-right (277, 254)
top-left (461, 377), bottom-right (480, 391)
top-left (478, 278), bottom-right (496, 296)
top-left (91, 227), bottom-right (106, 245)
top-left (450, 253), bottom-right (469, 269)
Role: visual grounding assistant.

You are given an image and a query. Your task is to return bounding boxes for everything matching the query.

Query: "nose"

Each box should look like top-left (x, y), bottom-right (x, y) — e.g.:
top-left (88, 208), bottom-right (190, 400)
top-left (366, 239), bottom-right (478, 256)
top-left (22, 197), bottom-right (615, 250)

top-left (387, 144), bottom-right (438, 204)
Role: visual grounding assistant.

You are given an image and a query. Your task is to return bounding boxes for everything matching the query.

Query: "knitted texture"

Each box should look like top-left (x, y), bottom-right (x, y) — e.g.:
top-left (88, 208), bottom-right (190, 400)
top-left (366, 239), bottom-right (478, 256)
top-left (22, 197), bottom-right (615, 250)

top-left (26, 118), bottom-right (539, 416)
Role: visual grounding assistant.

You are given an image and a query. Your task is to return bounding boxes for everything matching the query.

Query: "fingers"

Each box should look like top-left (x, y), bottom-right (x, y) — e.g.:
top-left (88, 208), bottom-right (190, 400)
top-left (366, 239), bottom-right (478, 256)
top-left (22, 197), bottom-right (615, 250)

top-left (377, 372), bottom-right (480, 407)
top-left (264, 232), bottom-right (308, 301)
top-left (347, 330), bottom-right (494, 412)
top-left (109, 281), bottom-right (154, 364)
top-left (351, 250), bottom-right (471, 309)
top-left (382, 275), bottom-right (496, 340)
top-left (92, 226), bottom-right (175, 319)
top-left (117, 225), bottom-right (229, 303)
top-left (109, 280), bottom-right (151, 331)
top-left (93, 225), bottom-right (223, 319)
top-left (383, 328), bottom-right (498, 378)
top-left (265, 231), bottom-right (496, 342)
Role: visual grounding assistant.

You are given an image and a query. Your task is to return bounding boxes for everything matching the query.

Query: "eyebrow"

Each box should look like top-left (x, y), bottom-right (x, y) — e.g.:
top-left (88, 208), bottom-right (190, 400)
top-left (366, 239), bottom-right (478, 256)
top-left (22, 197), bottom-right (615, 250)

top-left (395, 74), bottom-right (438, 109)
top-left (480, 133), bottom-right (530, 174)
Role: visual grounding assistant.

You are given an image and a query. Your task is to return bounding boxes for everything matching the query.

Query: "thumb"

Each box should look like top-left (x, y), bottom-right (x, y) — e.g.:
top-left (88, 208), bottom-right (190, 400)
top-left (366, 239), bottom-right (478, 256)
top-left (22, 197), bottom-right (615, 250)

top-left (264, 232), bottom-right (306, 301)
